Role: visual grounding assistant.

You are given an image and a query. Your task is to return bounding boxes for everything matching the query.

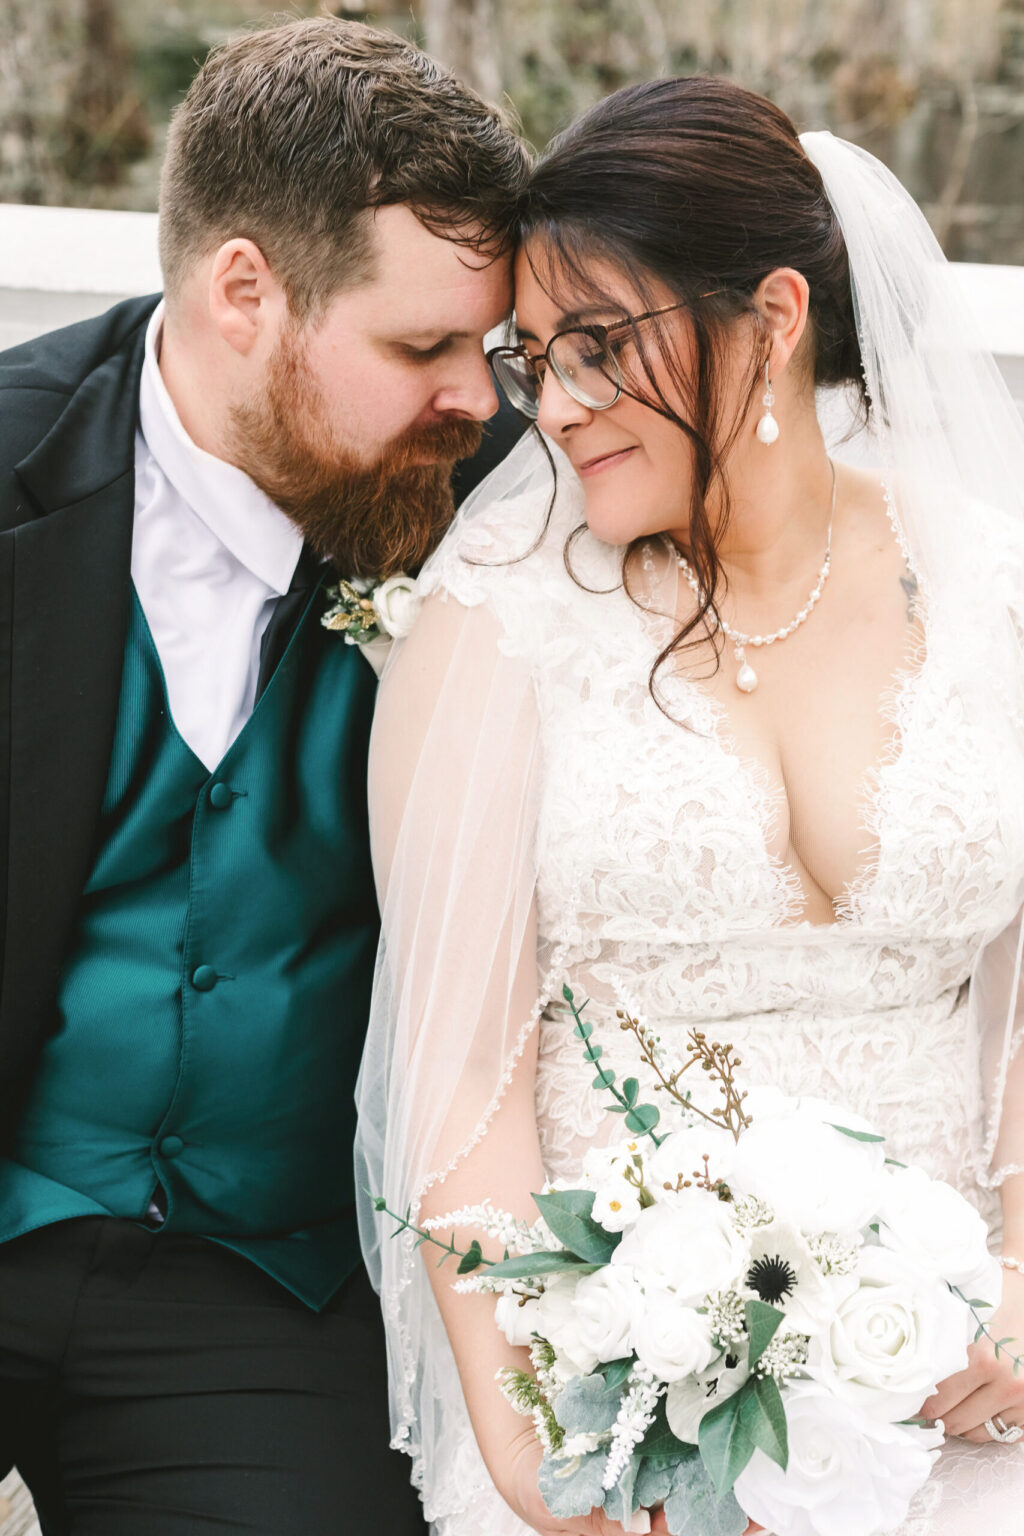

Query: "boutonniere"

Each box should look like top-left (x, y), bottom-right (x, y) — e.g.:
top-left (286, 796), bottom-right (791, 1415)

top-left (321, 574), bottom-right (422, 674)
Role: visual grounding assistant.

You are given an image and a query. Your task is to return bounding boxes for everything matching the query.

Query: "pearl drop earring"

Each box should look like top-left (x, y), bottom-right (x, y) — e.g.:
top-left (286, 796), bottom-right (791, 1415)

top-left (756, 361), bottom-right (779, 445)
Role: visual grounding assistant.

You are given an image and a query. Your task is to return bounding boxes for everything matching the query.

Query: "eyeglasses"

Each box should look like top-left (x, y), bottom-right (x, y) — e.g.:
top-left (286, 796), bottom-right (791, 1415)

top-left (487, 297), bottom-right (718, 419)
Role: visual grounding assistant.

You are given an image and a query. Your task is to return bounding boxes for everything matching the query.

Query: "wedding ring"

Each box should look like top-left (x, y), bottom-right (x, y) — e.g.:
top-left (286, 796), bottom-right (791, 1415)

top-left (984, 1414), bottom-right (1024, 1444)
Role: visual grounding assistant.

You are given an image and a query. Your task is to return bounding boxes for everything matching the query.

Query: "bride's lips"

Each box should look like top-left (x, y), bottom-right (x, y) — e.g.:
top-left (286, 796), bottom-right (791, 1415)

top-left (576, 446), bottom-right (636, 478)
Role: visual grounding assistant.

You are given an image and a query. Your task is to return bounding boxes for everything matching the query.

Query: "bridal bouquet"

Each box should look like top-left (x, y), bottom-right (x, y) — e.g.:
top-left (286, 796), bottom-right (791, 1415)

top-left (376, 987), bottom-right (1004, 1536)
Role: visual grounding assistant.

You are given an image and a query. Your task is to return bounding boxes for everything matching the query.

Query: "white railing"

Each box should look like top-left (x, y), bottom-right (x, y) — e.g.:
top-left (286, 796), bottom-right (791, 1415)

top-left (1, 203), bottom-right (1022, 412)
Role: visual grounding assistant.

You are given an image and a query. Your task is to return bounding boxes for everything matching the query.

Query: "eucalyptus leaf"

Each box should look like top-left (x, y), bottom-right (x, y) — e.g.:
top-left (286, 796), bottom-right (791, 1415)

top-left (533, 1190), bottom-right (621, 1263)
top-left (744, 1299), bottom-right (784, 1371)
top-left (623, 1077), bottom-right (640, 1108)
top-left (575, 1021), bottom-right (594, 1041)
top-left (625, 1104), bottom-right (661, 1136)
top-left (485, 1250), bottom-right (600, 1280)
top-left (697, 1385), bottom-right (755, 1500)
top-left (594, 1070), bottom-right (617, 1090)
top-left (553, 1373), bottom-right (624, 1437)
top-left (537, 1450), bottom-right (607, 1520)
top-left (663, 1453), bottom-right (747, 1536)
top-left (828, 1123), bottom-right (886, 1143)
top-left (456, 1240), bottom-right (483, 1275)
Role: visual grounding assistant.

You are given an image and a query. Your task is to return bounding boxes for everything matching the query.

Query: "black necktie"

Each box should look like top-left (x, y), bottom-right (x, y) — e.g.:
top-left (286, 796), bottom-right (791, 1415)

top-left (255, 544), bottom-right (325, 701)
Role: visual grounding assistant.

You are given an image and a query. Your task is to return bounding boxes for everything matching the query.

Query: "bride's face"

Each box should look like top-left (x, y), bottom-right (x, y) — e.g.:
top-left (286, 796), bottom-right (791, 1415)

top-left (514, 245), bottom-right (749, 547)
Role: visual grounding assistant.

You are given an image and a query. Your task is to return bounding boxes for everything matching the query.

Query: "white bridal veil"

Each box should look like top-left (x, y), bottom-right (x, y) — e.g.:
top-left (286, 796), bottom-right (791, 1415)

top-left (354, 131), bottom-right (1024, 1525)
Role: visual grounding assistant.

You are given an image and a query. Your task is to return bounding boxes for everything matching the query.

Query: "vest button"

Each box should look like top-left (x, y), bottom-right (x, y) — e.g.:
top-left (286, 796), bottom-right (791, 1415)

top-left (158, 1135), bottom-right (184, 1159)
top-left (191, 965), bottom-right (218, 992)
top-left (209, 782), bottom-right (234, 810)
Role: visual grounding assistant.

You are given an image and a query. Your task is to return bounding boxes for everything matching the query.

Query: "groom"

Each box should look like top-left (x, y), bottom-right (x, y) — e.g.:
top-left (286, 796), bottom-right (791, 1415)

top-left (0, 17), bottom-right (525, 1534)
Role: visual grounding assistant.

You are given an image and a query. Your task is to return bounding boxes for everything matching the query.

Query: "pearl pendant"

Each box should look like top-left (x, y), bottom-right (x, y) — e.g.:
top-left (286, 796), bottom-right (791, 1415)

top-left (756, 412), bottom-right (779, 445)
top-left (735, 647), bottom-right (758, 693)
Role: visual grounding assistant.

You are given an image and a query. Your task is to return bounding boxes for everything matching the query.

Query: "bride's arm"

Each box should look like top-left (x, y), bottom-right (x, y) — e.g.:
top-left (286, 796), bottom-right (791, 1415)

top-left (364, 592), bottom-right (647, 1535)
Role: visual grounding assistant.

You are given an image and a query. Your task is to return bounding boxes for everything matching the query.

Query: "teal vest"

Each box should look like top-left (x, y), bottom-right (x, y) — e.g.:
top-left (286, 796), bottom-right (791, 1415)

top-left (0, 583), bottom-right (378, 1309)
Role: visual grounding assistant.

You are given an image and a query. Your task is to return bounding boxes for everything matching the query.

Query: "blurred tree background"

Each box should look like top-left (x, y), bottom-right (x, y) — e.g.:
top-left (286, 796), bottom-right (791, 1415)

top-left (1, 0), bottom-right (1022, 262)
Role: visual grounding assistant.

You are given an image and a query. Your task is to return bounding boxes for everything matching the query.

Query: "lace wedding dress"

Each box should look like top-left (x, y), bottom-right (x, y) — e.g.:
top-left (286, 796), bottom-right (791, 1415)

top-left (383, 456), bottom-right (1024, 1536)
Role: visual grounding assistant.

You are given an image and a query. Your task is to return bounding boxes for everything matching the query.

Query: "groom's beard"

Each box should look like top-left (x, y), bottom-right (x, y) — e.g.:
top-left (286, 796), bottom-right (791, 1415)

top-left (228, 326), bottom-right (482, 578)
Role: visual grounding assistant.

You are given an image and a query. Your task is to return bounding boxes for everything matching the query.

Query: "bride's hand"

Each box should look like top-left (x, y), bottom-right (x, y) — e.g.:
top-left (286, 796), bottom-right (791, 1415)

top-left (499, 1433), bottom-right (766, 1536)
top-left (922, 1267), bottom-right (1024, 1442)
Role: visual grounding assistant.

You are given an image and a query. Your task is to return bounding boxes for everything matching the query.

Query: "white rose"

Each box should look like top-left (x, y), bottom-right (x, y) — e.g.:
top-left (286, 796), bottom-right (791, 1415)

top-left (879, 1165), bottom-right (995, 1291)
top-left (730, 1105), bottom-right (887, 1233)
top-left (536, 1275), bottom-right (599, 1376)
top-left (808, 1245), bottom-right (970, 1421)
top-left (574, 1266), bottom-right (646, 1364)
top-left (372, 575), bottom-right (422, 639)
top-left (665, 1351), bottom-right (749, 1443)
top-left (611, 1192), bottom-right (749, 1305)
top-left (633, 1289), bottom-right (715, 1382)
top-left (733, 1381), bottom-right (942, 1536)
top-left (494, 1291), bottom-right (542, 1348)
top-left (646, 1126), bottom-right (737, 1202)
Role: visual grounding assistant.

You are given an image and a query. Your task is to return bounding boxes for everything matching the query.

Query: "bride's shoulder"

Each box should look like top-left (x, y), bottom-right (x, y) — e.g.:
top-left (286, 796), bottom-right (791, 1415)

top-left (417, 436), bottom-right (619, 640)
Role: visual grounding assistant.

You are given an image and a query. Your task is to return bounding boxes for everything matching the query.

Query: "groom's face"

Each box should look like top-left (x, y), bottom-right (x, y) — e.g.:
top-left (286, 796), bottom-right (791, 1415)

top-left (231, 205), bottom-right (513, 575)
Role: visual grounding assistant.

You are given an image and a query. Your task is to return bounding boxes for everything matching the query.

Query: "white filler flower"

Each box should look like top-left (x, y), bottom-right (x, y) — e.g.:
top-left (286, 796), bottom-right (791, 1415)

top-left (733, 1381), bottom-right (943, 1536)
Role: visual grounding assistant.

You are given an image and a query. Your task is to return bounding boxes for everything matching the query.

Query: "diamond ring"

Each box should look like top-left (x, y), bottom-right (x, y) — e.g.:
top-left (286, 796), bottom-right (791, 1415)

top-left (984, 1414), bottom-right (1024, 1444)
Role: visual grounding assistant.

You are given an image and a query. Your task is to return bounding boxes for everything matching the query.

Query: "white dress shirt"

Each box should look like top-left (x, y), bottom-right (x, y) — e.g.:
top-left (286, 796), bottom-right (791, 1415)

top-left (133, 302), bottom-right (304, 771)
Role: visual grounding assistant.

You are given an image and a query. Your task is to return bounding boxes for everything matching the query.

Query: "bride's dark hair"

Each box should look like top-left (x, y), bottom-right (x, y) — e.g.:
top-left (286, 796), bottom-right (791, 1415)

top-left (519, 75), bottom-right (867, 689)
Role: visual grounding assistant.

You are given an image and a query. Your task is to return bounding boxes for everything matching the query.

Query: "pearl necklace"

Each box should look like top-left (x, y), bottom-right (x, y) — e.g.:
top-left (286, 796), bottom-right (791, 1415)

top-left (674, 460), bottom-right (837, 694)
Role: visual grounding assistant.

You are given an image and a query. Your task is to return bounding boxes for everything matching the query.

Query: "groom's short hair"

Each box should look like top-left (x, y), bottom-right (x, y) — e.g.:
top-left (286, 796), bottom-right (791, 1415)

top-left (158, 16), bottom-right (528, 320)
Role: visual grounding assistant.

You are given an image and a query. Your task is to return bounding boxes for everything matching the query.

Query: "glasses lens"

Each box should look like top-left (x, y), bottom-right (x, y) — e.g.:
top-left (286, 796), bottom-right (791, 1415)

top-left (489, 350), bottom-right (540, 418)
top-left (549, 330), bottom-right (621, 410)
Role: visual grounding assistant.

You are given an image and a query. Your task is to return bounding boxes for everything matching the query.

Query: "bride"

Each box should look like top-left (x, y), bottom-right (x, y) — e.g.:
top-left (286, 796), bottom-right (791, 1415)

top-left (356, 76), bottom-right (1024, 1536)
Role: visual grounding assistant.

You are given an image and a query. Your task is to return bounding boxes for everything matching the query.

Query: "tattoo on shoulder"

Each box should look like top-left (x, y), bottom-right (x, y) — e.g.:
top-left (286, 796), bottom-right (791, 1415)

top-left (899, 565), bottom-right (919, 622)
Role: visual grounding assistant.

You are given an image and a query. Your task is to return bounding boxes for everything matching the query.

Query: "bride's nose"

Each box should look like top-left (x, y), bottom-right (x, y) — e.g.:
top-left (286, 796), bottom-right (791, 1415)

top-left (536, 366), bottom-right (594, 437)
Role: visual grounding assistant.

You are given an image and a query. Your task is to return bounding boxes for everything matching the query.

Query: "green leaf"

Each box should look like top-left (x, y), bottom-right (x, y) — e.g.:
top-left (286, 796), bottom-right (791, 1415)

top-left (828, 1123), bottom-right (886, 1143)
top-left (533, 1189), bottom-right (622, 1263)
top-left (744, 1300), bottom-right (785, 1371)
top-left (574, 1020), bottom-right (594, 1042)
top-left (600, 1357), bottom-right (634, 1391)
top-left (637, 1398), bottom-right (696, 1461)
top-left (562, 983), bottom-right (576, 1003)
top-left (537, 1449), bottom-right (606, 1520)
top-left (456, 1239), bottom-right (484, 1275)
top-left (697, 1386), bottom-right (755, 1500)
top-left (623, 1077), bottom-right (640, 1108)
top-left (484, 1249), bottom-right (601, 1280)
top-left (663, 1453), bottom-right (747, 1536)
top-left (625, 1103), bottom-right (661, 1136)
top-left (554, 1373), bottom-right (624, 1436)
top-left (588, 1043), bottom-right (604, 1059)
top-left (593, 1070), bottom-right (616, 1090)
top-left (885, 1157), bottom-right (908, 1167)
top-left (740, 1375), bottom-right (788, 1472)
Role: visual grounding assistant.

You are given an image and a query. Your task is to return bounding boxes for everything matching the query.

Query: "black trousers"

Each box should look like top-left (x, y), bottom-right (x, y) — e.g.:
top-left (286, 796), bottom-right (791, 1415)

top-left (0, 1218), bottom-right (427, 1534)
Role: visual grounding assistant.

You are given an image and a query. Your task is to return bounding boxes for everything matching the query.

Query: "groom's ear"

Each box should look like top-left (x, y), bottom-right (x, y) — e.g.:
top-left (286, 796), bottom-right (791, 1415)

top-left (208, 238), bottom-right (290, 357)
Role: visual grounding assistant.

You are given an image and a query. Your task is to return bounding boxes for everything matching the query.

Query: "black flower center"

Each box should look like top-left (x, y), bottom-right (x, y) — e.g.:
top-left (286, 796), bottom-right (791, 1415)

top-left (746, 1254), bottom-right (797, 1305)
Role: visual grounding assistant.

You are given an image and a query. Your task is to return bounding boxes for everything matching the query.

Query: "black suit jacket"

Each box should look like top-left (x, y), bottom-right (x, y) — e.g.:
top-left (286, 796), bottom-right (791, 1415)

top-left (0, 295), bottom-right (525, 1137)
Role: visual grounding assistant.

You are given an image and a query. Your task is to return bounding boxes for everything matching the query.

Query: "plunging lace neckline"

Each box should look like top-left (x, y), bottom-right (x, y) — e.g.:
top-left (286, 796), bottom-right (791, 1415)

top-left (632, 486), bottom-right (929, 930)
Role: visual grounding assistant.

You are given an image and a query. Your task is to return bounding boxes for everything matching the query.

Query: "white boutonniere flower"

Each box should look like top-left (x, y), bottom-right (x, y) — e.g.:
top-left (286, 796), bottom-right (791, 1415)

top-left (321, 572), bottom-right (422, 676)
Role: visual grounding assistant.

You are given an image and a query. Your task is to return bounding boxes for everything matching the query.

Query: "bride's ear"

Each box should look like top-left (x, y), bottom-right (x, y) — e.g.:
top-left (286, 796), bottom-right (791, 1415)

top-left (754, 267), bottom-right (811, 375)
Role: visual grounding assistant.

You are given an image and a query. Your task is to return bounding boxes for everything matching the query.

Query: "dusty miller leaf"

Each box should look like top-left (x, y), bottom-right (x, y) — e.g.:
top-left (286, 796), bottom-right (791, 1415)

top-left (537, 1450), bottom-right (607, 1520)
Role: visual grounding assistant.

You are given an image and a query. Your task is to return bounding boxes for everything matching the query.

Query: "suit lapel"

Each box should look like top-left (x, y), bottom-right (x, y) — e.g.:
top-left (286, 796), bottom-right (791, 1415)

top-left (0, 327), bottom-right (144, 1092)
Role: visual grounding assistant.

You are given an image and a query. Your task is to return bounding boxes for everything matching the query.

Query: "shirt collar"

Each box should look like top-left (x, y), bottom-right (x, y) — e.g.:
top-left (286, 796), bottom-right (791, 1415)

top-left (138, 301), bottom-right (304, 597)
